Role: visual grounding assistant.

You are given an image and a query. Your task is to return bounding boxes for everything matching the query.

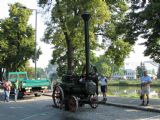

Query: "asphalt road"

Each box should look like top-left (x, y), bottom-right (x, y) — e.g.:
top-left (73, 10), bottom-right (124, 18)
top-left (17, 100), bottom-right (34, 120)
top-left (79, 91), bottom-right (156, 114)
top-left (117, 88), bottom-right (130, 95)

top-left (0, 96), bottom-right (160, 120)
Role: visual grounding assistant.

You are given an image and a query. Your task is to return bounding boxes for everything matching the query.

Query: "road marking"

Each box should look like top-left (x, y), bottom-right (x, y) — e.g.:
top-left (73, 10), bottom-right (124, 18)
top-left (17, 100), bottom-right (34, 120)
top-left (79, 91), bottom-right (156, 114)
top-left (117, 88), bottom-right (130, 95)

top-left (20, 111), bottom-right (51, 120)
top-left (9, 107), bottom-right (24, 109)
top-left (141, 115), bottom-right (160, 120)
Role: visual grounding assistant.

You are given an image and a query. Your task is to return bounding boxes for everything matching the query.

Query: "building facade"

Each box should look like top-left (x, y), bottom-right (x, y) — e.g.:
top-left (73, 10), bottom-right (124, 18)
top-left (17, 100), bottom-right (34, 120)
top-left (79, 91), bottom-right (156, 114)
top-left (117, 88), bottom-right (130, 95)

top-left (112, 61), bottom-right (159, 80)
top-left (112, 69), bottom-right (136, 80)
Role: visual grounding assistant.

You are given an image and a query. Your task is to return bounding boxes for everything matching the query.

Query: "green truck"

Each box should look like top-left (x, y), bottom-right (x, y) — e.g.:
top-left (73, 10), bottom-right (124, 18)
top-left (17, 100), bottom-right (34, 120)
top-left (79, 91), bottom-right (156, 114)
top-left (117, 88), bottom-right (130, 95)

top-left (8, 72), bottom-right (50, 98)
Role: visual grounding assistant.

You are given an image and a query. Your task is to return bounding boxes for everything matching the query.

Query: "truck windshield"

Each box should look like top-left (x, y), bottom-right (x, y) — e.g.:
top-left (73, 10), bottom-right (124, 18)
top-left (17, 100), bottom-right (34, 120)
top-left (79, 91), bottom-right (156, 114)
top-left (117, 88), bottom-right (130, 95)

top-left (9, 74), bottom-right (17, 79)
top-left (19, 74), bottom-right (27, 80)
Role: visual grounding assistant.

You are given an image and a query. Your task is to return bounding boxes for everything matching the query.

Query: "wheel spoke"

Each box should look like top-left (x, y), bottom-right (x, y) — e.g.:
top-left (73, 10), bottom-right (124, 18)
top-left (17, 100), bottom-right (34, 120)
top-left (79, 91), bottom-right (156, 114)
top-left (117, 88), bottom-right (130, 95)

top-left (68, 96), bottom-right (78, 112)
top-left (90, 94), bottom-right (98, 108)
top-left (52, 86), bottom-right (64, 108)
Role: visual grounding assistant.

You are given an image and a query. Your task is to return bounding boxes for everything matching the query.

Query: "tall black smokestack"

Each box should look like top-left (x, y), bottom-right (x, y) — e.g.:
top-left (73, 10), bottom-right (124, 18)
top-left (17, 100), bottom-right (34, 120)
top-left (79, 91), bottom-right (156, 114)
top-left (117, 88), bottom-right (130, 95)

top-left (81, 12), bottom-right (91, 80)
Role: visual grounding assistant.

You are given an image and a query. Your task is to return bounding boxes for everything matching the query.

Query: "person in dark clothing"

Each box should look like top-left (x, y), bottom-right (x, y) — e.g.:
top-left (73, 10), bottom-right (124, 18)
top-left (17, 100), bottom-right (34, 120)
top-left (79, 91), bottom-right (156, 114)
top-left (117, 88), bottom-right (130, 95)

top-left (14, 79), bottom-right (20, 102)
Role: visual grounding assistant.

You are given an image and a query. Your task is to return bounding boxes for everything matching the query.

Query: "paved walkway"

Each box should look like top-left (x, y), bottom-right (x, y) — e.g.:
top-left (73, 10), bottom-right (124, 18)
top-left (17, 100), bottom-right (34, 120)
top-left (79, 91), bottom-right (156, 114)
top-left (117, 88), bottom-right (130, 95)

top-left (100, 96), bottom-right (160, 113)
top-left (43, 92), bottom-right (160, 113)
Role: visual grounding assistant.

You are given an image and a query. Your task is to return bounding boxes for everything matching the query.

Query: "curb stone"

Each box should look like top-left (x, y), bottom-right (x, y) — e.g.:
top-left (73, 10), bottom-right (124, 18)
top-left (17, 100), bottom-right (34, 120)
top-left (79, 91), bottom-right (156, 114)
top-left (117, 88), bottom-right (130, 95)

top-left (42, 93), bottom-right (160, 113)
top-left (99, 101), bottom-right (160, 113)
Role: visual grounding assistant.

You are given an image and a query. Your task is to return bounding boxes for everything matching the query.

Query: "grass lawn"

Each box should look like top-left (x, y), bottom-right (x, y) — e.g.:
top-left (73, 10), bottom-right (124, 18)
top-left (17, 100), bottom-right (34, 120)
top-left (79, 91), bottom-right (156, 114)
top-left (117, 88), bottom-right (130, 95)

top-left (108, 79), bottom-right (160, 87)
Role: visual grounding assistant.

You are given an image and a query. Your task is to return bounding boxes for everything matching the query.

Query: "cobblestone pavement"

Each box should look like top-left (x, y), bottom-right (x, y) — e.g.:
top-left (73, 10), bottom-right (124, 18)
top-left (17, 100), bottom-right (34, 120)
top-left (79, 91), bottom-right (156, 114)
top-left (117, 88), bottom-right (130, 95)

top-left (42, 91), bottom-right (160, 112)
top-left (0, 96), bottom-right (160, 120)
top-left (1, 89), bottom-right (160, 120)
top-left (103, 96), bottom-right (160, 112)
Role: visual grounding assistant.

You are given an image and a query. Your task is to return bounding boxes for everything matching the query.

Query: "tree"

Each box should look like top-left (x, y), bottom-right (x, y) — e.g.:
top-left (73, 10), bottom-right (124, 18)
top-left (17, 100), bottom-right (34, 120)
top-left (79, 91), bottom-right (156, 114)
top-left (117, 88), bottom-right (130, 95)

top-left (157, 65), bottom-right (160, 79)
top-left (37, 68), bottom-right (47, 79)
top-left (95, 55), bottom-right (112, 77)
top-left (136, 66), bottom-right (142, 78)
top-left (0, 3), bottom-right (41, 79)
top-left (39, 0), bottom-right (111, 76)
top-left (18, 61), bottom-right (35, 79)
top-left (124, 0), bottom-right (160, 63)
top-left (105, 39), bottom-right (132, 67)
top-left (96, 0), bottom-right (133, 70)
top-left (136, 62), bottom-right (146, 78)
top-left (0, 35), bottom-right (8, 80)
top-left (38, 0), bottom-right (133, 76)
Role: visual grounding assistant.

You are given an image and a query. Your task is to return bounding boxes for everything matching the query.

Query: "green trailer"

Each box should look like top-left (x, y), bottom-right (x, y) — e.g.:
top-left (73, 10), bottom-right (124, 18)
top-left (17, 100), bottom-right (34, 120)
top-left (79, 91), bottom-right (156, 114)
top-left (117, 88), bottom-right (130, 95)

top-left (8, 72), bottom-right (50, 98)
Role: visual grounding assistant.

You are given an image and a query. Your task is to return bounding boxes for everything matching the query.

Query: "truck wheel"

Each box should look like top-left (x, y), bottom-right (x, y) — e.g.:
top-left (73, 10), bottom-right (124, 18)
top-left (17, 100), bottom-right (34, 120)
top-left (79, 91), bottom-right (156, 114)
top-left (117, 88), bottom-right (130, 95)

top-left (18, 92), bottom-right (24, 99)
top-left (34, 93), bottom-right (41, 97)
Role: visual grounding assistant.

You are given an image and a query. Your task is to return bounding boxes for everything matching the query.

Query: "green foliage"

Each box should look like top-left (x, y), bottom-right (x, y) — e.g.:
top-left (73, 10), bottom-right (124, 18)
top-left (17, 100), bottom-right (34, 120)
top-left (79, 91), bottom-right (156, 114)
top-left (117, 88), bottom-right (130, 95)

top-left (157, 65), bottom-right (160, 79)
top-left (124, 0), bottom-right (160, 63)
top-left (17, 61), bottom-right (46, 79)
top-left (108, 79), bottom-right (160, 87)
top-left (136, 66), bottom-right (142, 78)
top-left (95, 1), bottom-right (133, 75)
top-left (0, 3), bottom-right (40, 73)
top-left (39, 0), bottom-right (111, 75)
top-left (0, 39), bottom-right (8, 64)
top-left (37, 68), bottom-right (47, 79)
top-left (38, 0), bottom-right (133, 76)
top-left (95, 55), bottom-right (112, 77)
top-left (105, 39), bottom-right (132, 67)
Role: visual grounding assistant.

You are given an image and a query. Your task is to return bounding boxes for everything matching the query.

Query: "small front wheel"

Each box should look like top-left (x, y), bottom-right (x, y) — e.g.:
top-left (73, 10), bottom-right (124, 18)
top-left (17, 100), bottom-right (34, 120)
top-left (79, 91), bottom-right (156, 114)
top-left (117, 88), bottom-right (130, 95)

top-left (90, 94), bottom-right (98, 109)
top-left (68, 96), bottom-right (78, 112)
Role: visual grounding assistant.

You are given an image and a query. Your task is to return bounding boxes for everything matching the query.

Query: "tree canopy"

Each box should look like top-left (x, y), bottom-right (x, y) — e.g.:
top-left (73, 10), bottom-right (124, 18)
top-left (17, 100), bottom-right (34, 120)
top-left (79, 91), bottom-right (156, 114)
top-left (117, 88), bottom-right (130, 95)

top-left (38, 0), bottom-right (133, 76)
top-left (0, 3), bottom-right (38, 76)
top-left (124, 0), bottom-right (160, 63)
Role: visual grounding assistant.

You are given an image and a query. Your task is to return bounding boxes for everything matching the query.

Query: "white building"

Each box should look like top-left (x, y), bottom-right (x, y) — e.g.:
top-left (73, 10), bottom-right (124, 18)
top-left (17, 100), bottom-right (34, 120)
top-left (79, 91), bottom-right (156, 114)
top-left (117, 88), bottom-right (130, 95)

top-left (112, 61), bottom-right (159, 80)
top-left (125, 69), bottom-right (137, 80)
top-left (112, 69), bottom-right (136, 80)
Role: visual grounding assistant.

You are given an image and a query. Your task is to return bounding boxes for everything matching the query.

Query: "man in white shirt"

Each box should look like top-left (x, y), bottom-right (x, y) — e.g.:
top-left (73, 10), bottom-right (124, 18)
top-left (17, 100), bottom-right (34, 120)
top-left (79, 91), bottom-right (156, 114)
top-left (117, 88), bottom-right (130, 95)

top-left (140, 71), bottom-right (152, 106)
top-left (99, 75), bottom-right (107, 101)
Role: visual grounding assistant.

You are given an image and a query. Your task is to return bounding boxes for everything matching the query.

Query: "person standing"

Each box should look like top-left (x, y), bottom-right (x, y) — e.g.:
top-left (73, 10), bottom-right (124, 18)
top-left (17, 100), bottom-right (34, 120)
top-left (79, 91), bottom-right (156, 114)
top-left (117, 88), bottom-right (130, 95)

top-left (99, 75), bottom-right (107, 101)
top-left (140, 71), bottom-right (152, 106)
top-left (3, 79), bottom-right (12, 102)
top-left (14, 79), bottom-right (19, 102)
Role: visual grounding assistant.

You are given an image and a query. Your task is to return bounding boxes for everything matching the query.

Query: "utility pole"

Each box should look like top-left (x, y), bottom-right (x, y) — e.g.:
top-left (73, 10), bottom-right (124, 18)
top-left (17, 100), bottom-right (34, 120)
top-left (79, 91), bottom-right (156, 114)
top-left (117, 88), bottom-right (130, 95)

top-left (21, 6), bottom-right (38, 80)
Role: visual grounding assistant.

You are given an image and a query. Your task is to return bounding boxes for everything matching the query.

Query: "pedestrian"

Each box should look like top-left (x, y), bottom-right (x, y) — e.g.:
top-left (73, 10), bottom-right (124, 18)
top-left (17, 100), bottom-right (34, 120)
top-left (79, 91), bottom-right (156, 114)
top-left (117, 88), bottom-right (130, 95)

top-left (3, 79), bottom-right (12, 102)
top-left (14, 79), bottom-right (19, 102)
top-left (99, 75), bottom-right (107, 101)
top-left (140, 71), bottom-right (152, 106)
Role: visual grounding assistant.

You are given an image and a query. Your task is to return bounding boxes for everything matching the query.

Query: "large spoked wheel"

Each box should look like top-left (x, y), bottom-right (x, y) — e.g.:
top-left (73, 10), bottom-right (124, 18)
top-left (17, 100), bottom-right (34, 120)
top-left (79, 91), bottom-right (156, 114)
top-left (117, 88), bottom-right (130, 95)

top-left (52, 85), bottom-right (64, 108)
top-left (68, 96), bottom-right (78, 112)
top-left (90, 94), bottom-right (98, 109)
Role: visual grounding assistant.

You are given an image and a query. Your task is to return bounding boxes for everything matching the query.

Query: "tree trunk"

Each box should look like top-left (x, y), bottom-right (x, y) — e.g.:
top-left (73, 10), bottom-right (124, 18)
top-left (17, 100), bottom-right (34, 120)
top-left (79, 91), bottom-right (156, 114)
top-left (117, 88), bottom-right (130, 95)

top-left (0, 68), bottom-right (3, 81)
top-left (157, 65), bottom-right (160, 79)
top-left (0, 68), bottom-right (6, 81)
top-left (64, 32), bottom-right (73, 75)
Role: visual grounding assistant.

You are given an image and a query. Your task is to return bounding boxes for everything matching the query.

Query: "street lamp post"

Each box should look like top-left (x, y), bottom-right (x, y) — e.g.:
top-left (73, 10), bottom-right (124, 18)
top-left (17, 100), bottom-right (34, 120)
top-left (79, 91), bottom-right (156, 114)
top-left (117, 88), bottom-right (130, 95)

top-left (22, 7), bottom-right (37, 80)
top-left (10, 5), bottom-right (38, 80)
top-left (34, 9), bottom-right (38, 80)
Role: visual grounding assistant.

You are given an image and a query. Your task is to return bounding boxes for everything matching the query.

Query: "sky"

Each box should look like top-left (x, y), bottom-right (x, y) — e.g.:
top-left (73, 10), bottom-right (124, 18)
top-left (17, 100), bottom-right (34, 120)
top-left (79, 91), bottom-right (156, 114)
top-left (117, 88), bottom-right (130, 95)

top-left (0, 0), bottom-right (53, 68)
top-left (0, 0), bottom-right (151, 68)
